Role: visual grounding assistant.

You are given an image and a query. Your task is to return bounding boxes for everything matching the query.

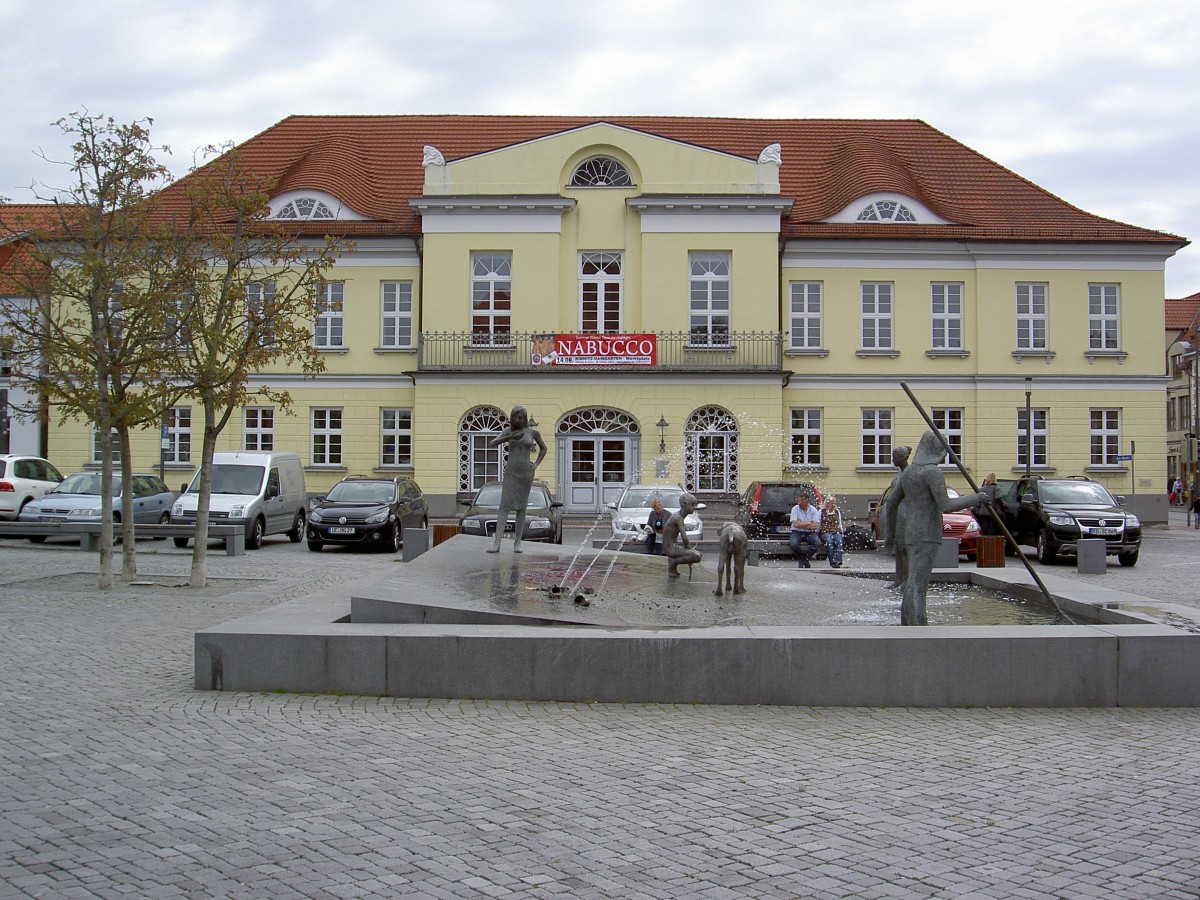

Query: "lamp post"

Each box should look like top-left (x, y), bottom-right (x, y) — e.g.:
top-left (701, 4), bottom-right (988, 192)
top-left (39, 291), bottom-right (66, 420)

top-left (1024, 377), bottom-right (1032, 477)
top-left (656, 415), bottom-right (669, 454)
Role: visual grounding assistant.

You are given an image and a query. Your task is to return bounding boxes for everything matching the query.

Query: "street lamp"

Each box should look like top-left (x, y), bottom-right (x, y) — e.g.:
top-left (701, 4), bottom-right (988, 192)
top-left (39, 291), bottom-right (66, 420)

top-left (656, 415), bottom-right (669, 454)
top-left (1024, 377), bottom-right (1032, 478)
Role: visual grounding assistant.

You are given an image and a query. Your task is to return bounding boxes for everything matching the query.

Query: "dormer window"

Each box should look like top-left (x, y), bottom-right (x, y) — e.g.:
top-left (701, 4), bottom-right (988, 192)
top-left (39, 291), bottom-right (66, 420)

top-left (570, 157), bottom-right (633, 187)
top-left (857, 200), bottom-right (916, 222)
top-left (275, 197), bottom-right (336, 220)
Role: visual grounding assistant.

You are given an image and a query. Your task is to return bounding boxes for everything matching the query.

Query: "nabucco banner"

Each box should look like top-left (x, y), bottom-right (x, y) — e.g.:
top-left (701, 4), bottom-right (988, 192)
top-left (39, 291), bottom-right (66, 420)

top-left (531, 333), bottom-right (657, 366)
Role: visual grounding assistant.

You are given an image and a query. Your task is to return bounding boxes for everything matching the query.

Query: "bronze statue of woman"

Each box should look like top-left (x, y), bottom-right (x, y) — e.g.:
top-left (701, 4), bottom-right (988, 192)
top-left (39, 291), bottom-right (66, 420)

top-left (488, 405), bottom-right (548, 553)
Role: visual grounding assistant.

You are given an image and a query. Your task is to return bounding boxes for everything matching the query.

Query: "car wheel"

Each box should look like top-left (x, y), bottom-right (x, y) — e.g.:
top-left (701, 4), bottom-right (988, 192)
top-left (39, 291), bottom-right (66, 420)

top-left (246, 517), bottom-right (265, 550)
top-left (288, 511), bottom-right (305, 543)
top-left (1118, 549), bottom-right (1139, 567)
top-left (173, 537), bottom-right (190, 548)
top-left (1037, 529), bottom-right (1058, 564)
top-left (387, 522), bottom-right (402, 553)
top-left (28, 536), bottom-right (47, 544)
top-left (307, 540), bottom-right (323, 552)
top-left (154, 511), bottom-right (170, 539)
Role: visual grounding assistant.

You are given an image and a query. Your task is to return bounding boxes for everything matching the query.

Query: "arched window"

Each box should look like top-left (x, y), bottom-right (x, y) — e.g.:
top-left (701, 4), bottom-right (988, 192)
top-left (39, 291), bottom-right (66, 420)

top-left (569, 157), bottom-right (633, 187)
top-left (274, 197), bottom-right (337, 220)
top-left (459, 405), bottom-right (509, 493)
top-left (856, 200), bottom-right (917, 222)
top-left (556, 408), bottom-right (639, 434)
top-left (684, 406), bottom-right (739, 495)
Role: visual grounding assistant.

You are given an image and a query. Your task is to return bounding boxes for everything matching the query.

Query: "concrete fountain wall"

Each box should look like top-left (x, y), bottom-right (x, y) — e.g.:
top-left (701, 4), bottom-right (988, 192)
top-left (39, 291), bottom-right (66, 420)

top-left (194, 537), bottom-right (1200, 708)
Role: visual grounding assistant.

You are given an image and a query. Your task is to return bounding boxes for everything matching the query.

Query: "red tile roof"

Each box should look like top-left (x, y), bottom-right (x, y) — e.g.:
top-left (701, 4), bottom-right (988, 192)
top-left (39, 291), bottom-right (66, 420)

top-left (1165, 293), bottom-right (1200, 331)
top-left (152, 115), bottom-right (1186, 246)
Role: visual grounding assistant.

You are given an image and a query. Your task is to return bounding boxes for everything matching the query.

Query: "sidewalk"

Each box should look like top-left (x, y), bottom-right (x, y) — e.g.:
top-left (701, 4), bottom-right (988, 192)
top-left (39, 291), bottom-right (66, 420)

top-left (1, 534), bottom-right (1199, 898)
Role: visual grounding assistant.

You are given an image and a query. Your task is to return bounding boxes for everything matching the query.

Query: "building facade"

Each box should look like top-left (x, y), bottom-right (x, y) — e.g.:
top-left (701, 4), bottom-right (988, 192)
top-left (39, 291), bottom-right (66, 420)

top-left (5, 116), bottom-right (1187, 523)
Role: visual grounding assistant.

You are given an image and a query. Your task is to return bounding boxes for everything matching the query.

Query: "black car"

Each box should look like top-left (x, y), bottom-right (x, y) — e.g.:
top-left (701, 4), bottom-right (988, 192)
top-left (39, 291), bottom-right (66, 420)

top-left (307, 475), bottom-right (428, 552)
top-left (733, 481), bottom-right (823, 551)
top-left (459, 481), bottom-right (564, 544)
top-left (1009, 476), bottom-right (1140, 566)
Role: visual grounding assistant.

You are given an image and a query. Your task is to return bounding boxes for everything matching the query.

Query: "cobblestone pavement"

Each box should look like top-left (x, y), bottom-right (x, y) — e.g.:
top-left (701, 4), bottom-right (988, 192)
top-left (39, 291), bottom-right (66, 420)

top-left (2, 520), bottom-right (1199, 899)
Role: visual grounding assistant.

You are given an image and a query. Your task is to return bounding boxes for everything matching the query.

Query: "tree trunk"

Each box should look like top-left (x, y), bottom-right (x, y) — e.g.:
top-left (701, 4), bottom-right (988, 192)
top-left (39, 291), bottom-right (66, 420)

top-left (189, 403), bottom-right (220, 588)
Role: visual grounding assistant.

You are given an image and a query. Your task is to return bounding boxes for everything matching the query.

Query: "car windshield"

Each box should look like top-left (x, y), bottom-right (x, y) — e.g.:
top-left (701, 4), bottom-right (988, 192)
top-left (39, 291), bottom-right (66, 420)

top-left (52, 473), bottom-right (114, 496)
top-left (619, 488), bottom-right (683, 509)
top-left (474, 485), bottom-right (550, 510)
top-left (762, 486), bottom-right (812, 510)
top-left (326, 482), bottom-right (393, 503)
top-left (196, 465), bottom-right (265, 495)
top-left (1041, 482), bottom-right (1116, 506)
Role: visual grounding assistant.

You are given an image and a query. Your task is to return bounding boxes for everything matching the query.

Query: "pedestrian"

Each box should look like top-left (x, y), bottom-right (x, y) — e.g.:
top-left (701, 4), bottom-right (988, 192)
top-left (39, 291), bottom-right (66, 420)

top-left (976, 472), bottom-right (1001, 536)
top-left (644, 498), bottom-right (666, 554)
top-left (819, 496), bottom-right (845, 568)
top-left (789, 491), bottom-right (822, 568)
top-left (1172, 477), bottom-right (1183, 506)
top-left (1190, 492), bottom-right (1200, 530)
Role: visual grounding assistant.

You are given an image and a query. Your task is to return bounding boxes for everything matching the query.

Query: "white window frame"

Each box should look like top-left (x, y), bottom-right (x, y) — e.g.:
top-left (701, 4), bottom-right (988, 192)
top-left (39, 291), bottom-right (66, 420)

top-left (861, 408), bottom-right (893, 466)
top-left (246, 281), bottom-right (277, 346)
top-left (931, 408), bottom-right (963, 464)
top-left (688, 252), bottom-right (731, 347)
top-left (789, 408), bottom-right (822, 467)
top-left (314, 282), bottom-right (344, 349)
top-left (165, 407), bottom-right (191, 464)
top-left (244, 407), bottom-right (274, 451)
top-left (930, 283), bottom-right (963, 350)
top-left (789, 282), bottom-right (823, 350)
top-left (91, 428), bottom-right (121, 464)
top-left (1088, 284), bottom-right (1120, 351)
top-left (579, 252), bottom-right (623, 334)
top-left (311, 408), bottom-right (343, 466)
top-left (1016, 283), bottom-right (1048, 350)
top-left (471, 252), bottom-right (512, 346)
top-left (1017, 408), bottom-right (1048, 469)
top-left (1090, 408), bottom-right (1121, 466)
top-left (861, 283), bottom-right (894, 350)
top-left (380, 281), bottom-right (414, 349)
top-left (381, 408), bottom-right (413, 467)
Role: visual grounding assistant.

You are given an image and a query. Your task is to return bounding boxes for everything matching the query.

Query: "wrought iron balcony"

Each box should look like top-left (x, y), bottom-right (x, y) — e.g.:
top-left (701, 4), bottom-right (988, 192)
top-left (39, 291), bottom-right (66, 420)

top-left (417, 330), bottom-right (782, 372)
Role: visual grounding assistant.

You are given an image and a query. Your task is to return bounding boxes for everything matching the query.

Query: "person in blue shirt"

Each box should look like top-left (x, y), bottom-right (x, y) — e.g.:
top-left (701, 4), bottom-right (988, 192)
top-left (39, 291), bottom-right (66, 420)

top-left (789, 492), bottom-right (822, 568)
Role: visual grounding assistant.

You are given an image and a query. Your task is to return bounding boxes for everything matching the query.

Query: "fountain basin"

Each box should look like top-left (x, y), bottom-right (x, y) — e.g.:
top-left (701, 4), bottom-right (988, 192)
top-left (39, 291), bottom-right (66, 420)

top-left (194, 536), bottom-right (1200, 707)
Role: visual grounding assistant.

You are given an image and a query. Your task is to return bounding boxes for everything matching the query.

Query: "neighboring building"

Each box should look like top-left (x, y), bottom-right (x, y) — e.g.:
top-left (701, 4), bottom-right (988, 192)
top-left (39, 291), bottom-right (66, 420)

top-left (4, 116), bottom-right (1189, 523)
top-left (1165, 291), bottom-right (1200, 492)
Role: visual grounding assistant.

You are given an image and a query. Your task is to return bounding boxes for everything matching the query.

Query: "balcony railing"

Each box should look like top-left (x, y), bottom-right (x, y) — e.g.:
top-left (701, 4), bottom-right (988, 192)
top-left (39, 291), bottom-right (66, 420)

top-left (417, 331), bottom-right (782, 372)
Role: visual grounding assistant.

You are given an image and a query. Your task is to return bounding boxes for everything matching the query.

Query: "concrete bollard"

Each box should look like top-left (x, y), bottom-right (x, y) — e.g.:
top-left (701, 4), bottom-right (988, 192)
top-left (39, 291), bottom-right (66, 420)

top-left (1076, 538), bottom-right (1107, 574)
top-left (935, 536), bottom-right (960, 568)
top-left (402, 527), bottom-right (431, 562)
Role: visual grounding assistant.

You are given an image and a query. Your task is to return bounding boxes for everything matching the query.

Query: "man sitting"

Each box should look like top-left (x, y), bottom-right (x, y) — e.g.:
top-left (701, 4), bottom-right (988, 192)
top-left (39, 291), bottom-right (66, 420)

top-left (789, 492), bottom-right (822, 569)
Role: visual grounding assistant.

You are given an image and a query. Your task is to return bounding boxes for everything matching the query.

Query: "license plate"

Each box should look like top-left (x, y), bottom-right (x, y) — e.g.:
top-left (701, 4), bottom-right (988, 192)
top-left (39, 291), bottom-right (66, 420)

top-left (773, 525), bottom-right (789, 534)
top-left (328, 526), bottom-right (356, 535)
top-left (1088, 527), bottom-right (1121, 536)
top-left (504, 521), bottom-right (516, 533)
top-left (43, 516), bottom-right (66, 523)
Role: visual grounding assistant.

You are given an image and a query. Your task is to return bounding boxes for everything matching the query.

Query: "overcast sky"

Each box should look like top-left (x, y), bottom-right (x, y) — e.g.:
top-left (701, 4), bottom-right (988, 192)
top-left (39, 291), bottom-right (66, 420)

top-left (3, 0), bottom-right (1197, 294)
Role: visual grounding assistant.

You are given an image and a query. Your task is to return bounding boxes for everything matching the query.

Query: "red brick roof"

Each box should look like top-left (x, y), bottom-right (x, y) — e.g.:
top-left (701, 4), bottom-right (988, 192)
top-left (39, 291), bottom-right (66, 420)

top-left (152, 115), bottom-right (1186, 246)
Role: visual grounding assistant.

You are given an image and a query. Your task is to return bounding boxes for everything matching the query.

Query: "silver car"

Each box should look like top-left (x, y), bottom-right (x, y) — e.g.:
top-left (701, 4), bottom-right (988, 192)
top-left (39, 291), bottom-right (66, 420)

top-left (608, 484), bottom-right (704, 544)
top-left (18, 472), bottom-right (174, 539)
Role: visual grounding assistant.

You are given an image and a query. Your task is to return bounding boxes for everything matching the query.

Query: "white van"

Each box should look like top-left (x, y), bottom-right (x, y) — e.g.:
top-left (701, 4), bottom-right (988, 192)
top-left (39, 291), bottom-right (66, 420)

top-left (172, 451), bottom-right (307, 550)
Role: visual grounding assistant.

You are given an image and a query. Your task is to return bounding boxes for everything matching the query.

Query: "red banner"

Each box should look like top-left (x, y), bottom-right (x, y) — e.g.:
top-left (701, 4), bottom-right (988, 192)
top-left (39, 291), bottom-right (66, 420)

top-left (532, 333), bottom-right (657, 366)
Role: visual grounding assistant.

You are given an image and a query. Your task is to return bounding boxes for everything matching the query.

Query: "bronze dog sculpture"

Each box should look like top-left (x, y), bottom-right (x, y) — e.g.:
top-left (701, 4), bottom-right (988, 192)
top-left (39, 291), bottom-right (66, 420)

top-left (714, 522), bottom-right (748, 596)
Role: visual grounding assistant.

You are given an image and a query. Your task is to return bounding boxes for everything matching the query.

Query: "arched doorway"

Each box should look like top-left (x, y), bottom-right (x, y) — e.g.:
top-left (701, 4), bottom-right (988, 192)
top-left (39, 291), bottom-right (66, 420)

top-left (458, 405), bottom-right (508, 495)
top-left (684, 405), bottom-right (739, 497)
top-left (556, 407), bottom-right (640, 513)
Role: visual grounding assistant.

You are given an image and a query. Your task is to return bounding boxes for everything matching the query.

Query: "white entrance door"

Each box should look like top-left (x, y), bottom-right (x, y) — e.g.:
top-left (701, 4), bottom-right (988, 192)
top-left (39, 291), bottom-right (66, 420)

top-left (567, 436), bottom-right (630, 513)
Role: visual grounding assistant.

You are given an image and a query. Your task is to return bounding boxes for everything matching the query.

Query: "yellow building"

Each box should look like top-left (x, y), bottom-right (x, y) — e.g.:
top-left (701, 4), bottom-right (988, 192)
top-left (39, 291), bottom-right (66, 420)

top-left (14, 116), bottom-right (1187, 523)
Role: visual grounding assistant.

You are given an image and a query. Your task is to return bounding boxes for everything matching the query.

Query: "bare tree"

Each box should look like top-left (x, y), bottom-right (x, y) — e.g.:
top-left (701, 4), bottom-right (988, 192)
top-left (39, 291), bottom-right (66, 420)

top-left (0, 112), bottom-right (181, 587)
top-left (158, 145), bottom-right (343, 586)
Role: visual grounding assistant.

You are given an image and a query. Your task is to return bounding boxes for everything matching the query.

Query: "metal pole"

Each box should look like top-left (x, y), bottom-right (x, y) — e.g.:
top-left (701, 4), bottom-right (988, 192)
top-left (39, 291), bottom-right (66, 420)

top-left (899, 381), bottom-right (1074, 624)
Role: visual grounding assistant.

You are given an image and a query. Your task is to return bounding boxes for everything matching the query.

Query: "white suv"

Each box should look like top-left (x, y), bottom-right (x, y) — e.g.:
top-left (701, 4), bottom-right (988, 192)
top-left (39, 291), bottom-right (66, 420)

top-left (0, 455), bottom-right (64, 520)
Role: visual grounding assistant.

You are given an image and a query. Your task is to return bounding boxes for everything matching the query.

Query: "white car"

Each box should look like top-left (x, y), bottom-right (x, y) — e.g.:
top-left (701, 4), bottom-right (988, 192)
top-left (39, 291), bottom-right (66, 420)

top-left (0, 455), bottom-right (64, 520)
top-left (608, 484), bottom-right (705, 545)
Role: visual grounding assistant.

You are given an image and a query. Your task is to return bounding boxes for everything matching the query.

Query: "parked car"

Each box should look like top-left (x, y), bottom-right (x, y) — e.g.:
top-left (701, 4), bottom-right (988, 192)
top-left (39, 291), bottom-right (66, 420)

top-left (1008, 475), bottom-right (1140, 566)
top-left (307, 475), bottom-right (428, 552)
top-left (608, 484), bottom-right (705, 545)
top-left (460, 481), bottom-right (564, 544)
top-left (870, 483), bottom-right (981, 559)
top-left (172, 451), bottom-right (307, 550)
top-left (18, 473), bottom-right (174, 540)
top-left (0, 455), bottom-right (64, 520)
top-left (733, 481), bottom-right (823, 552)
